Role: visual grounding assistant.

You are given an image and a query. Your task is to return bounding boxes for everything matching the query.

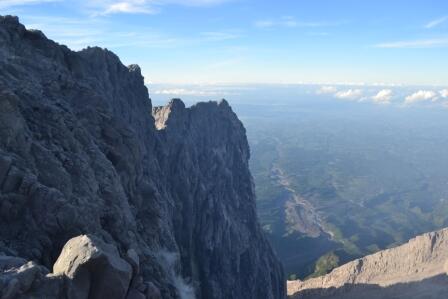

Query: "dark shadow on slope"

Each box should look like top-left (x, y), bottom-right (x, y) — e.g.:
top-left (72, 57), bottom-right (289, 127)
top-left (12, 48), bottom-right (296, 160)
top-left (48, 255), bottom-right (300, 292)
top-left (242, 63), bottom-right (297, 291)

top-left (290, 274), bottom-right (448, 299)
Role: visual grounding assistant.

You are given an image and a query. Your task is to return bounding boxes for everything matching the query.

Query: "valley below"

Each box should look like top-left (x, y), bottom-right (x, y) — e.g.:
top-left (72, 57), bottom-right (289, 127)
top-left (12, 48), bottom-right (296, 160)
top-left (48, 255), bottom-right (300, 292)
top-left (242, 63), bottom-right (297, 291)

top-left (234, 93), bottom-right (448, 280)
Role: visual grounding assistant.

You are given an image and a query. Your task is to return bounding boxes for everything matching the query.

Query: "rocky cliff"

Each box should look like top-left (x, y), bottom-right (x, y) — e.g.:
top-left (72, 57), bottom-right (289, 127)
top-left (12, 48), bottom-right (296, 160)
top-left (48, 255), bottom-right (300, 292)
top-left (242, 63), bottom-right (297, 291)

top-left (287, 227), bottom-right (448, 299)
top-left (0, 15), bottom-right (285, 299)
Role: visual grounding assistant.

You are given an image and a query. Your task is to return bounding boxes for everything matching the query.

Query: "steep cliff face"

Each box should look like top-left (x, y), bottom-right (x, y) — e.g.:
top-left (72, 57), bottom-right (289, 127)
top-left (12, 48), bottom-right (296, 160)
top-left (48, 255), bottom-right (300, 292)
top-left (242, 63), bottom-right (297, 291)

top-left (153, 99), bottom-right (284, 299)
top-left (287, 228), bottom-right (448, 299)
top-left (0, 15), bottom-right (285, 299)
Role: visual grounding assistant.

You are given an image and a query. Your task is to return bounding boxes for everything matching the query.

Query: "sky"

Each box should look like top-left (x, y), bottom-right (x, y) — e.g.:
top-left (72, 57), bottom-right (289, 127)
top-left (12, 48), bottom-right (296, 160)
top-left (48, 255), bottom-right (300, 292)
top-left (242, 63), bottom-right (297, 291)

top-left (1, 0), bottom-right (448, 87)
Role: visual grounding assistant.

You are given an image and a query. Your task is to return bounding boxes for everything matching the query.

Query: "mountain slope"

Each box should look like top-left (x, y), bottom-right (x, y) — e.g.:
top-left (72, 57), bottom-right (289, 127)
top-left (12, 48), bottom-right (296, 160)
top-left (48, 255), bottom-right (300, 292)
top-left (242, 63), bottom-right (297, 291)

top-left (0, 15), bottom-right (285, 299)
top-left (287, 228), bottom-right (448, 299)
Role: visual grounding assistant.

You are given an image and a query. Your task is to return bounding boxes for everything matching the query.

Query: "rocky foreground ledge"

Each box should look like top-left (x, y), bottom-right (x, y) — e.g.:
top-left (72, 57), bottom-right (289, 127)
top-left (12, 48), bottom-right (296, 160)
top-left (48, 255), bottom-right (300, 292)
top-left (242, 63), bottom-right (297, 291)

top-left (1, 235), bottom-right (158, 299)
top-left (287, 228), bottom-right (448, 299)
top-left (0, 15), bottom-right (285, 299)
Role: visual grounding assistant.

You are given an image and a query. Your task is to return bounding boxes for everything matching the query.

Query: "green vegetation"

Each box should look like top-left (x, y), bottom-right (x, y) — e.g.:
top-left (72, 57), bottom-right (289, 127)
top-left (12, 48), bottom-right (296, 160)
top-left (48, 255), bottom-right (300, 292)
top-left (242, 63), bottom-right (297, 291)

top-left (307, 252), bottom-right (340, 279)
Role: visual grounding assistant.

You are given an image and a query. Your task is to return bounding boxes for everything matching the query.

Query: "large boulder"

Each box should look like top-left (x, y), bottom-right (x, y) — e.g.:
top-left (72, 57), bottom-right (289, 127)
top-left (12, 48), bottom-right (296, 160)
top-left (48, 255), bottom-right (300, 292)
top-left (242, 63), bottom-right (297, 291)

top-left (53, 235), bottom-right (133, 299)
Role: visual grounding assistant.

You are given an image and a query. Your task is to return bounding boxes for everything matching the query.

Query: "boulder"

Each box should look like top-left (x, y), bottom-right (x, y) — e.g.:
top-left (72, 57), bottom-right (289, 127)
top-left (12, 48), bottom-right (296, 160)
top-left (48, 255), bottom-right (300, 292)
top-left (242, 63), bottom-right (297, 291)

top-left (53, 235), bottom-right (132, 299)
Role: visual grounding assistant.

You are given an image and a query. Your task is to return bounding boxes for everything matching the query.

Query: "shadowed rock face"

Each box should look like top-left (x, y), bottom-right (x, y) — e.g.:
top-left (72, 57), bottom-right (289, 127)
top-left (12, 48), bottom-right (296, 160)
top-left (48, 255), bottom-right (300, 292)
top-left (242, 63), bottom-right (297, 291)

top-left (152, 98), bottom-right (285, 299)
top-left (0, 15), bottom-right (285, 299)
top-left (287, 228), bottom-right (448, 299)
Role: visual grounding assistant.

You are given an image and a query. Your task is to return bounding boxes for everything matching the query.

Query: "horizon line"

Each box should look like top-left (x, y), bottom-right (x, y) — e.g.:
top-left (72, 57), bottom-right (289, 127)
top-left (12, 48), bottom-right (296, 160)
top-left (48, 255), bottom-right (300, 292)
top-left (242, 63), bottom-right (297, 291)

top-left (146, 81), bottom-right (448, 88)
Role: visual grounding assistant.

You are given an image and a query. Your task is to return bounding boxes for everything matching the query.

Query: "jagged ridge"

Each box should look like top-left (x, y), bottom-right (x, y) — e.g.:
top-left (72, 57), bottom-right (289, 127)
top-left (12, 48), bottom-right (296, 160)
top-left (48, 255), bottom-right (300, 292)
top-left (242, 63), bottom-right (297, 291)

top-left (287, 228), bottom-right (448, 299)
top-left (0, 15), bottom-right (285, 299)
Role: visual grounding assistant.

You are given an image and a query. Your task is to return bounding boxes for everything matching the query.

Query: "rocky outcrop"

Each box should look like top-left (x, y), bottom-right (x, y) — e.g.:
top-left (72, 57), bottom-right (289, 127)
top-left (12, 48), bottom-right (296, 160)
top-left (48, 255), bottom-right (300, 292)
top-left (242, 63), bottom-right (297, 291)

top-left (0, 255), bottom-right (64, 299)
top-left (53, 235), bottom-right (134, 299)
top-left (287, 228), bottom-right (448, 299)
top-left (0, 15), bottom-right (285, 299)
top-left (152, 98), bottom-right (285, 299)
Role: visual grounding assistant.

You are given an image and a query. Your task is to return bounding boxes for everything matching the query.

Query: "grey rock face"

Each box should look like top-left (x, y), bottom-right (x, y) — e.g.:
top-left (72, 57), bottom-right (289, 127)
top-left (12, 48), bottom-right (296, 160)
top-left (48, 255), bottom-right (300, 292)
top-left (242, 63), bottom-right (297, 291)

top-left (0, 255), bottom-right (63, 299)
top-left (0, 256), bottom-right (41, 299)
top-left (287, 228), bottom-right (448, 299)
top-left (0, 15), bottom-right (285, 299)
top-left (152, 98), bottom-right (285, 299)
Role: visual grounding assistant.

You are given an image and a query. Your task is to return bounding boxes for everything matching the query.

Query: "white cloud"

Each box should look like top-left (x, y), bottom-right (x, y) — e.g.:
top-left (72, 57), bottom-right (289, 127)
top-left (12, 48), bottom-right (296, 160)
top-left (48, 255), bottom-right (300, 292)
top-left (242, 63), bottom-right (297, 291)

top-left (425, 16), bottom-right (448, 29)
top-left (440, 89), bottom-right (448, 98)
top-left (374, 38), bottom-right (448, 49)
top-left (254, 16), bottom-right (334, 29)
top-left (154, 88), bottom-right (221, 96)
top-left (104, 1), bottom-right (155, 14)
top-left (404, 90), bottom-right (438, 104)
top-left (162, 0), bottom-right (232, 5)
top-left (316, 86), bottom-right (337, 94)
top-left (95, 0), bottom-right (232, 15)
top-left (335, 89), bottom-right (363, 100)
top-left (372, 89), bottom-right (393, 104)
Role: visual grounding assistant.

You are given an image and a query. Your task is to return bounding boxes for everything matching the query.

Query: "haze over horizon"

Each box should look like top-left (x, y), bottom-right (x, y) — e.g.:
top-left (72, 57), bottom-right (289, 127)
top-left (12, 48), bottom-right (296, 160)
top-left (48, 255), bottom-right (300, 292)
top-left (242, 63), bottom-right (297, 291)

top-left (1, 0), bottom-right (447, 87)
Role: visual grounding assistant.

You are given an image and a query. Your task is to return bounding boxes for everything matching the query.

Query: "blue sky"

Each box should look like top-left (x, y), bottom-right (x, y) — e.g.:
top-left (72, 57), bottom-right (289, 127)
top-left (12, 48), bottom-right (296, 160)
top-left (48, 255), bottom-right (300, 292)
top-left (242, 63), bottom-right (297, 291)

top-left (1, 0), bottom-right (448, 86)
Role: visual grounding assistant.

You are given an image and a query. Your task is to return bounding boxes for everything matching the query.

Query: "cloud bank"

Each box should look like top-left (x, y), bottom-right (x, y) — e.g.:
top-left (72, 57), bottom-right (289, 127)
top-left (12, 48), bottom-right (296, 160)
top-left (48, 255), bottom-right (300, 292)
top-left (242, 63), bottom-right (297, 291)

top-left (254, 16), bottom-right (334, 29)
top-left (313, 85), bottom-right (448, 107)
top-left (372, 89), bottom-right (392, 104)
top-left (440, 89), bottom-right (448, 98)
top-left (317, 86), bottom-right (338, 94)
top-left (404, 90), bottom-right (438, 104)
top-left (335, 89), bottom-right (363, 100)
